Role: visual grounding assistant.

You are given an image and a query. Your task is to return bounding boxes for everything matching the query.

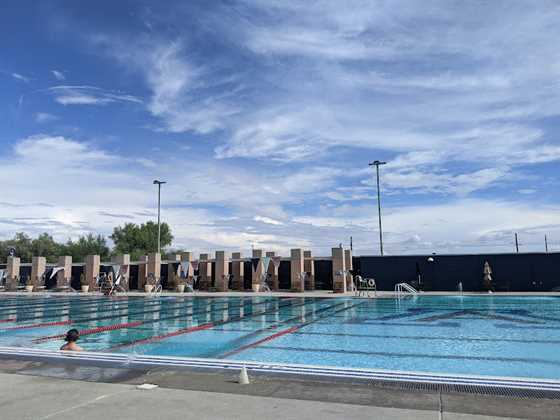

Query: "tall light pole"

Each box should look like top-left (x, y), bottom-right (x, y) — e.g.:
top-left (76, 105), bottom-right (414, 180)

top-left (153, 180), bottom-right (166, 254)
top-left (369, 160), bottom-right (387, 256)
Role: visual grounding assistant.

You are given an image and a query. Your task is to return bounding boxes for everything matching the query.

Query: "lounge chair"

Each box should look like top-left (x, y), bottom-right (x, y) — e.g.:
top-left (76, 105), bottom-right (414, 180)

top-left (147, 273), bottom-right (162, 295)
top-left (108, 264), bottom-right (127, 295)
top-left (33, 272), bottom-right (48, 292)
top-left (0, 269), bottom-right (6, 291)
top-left (177, 262), bottom-right (195, 293)
top-left (95, 272), bottom-right (113, 294)
top-left (259, 273), bottom-right (272, 292)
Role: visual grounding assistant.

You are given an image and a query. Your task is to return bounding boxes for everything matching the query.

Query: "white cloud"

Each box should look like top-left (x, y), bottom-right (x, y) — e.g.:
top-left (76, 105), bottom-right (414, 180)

top-left (254, 215), bottom-right (283, 225)
top-left (33, 112), bottom-right (58, 123)
top-left (48, 85), bottom-right (142, 106)
top-left (91, 36), bottom-right (239, 134)
top-left (51, 70), bottom-right (66, 81)
top-left (12, 72), bottom-right (29, 83)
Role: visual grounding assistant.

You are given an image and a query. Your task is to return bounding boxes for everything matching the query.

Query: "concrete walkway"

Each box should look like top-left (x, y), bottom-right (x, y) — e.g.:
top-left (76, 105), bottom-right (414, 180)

top-left (0, 373), bottom-right (518, 420)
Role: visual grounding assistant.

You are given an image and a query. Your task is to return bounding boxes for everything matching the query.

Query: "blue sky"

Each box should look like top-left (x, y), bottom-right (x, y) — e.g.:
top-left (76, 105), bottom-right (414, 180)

top-left (1, 0), bottom-right (559, 256)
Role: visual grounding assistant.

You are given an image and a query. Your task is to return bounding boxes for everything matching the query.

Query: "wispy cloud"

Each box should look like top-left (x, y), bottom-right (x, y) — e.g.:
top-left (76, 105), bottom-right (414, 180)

top-left (48, 85), bottom-right (142, 106)
top-left (12, 72), bottom-right (29, 83)
top-left (91, 36), bottom-right (239, 134)
top-left (33, 112), bottom-right (58, 123)
top-left (51, 70), bottom-right (66, 81)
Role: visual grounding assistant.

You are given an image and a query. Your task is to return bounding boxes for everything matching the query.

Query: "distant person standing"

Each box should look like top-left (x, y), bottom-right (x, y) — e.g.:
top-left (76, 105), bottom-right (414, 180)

top-left (60, 329), bottom-right (83, 351)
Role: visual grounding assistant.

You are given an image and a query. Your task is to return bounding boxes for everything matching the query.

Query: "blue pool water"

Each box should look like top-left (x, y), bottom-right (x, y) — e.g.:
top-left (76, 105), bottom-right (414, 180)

top-left (1, 295), bottom-right (560, 380)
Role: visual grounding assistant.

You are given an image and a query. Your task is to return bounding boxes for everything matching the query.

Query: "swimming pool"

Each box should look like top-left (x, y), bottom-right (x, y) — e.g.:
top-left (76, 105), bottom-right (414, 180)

top-left (1, 295), bottom-right (560, 381)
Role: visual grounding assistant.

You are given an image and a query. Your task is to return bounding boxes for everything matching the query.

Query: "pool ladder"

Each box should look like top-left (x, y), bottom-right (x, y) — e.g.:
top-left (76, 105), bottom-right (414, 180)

top-left (394, 282), bottom-right (418, 297)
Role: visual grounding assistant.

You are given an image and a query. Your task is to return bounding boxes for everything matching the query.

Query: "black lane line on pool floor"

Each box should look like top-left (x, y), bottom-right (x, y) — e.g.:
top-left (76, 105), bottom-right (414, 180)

top-left (329, 320), bottom-right (462, 328)
top-left (32, 297), bottom-right (295, 342)
top-left (220, 301), bottom-right (367, 358)
top-left (256, 345), bottom-right (560, 367)
top-left (213, 300), bottom-right (348, 358)
top-left (416, 310), bottom-right (543, 325)
top-left (208, 329), bottom-right (560, 345)
top-left (107, 298), bottom-right (316, 350)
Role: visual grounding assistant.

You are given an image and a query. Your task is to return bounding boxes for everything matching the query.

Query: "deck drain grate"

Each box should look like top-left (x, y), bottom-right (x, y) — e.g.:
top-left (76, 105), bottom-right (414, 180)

top-left (368, 379), bottom-right (560, 399)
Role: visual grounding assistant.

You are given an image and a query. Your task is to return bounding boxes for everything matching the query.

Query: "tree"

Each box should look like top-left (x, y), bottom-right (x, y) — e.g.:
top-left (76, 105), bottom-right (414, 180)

top-left (111, 222), bottom-right (173, 260)
top-left (31, 233), bottom-right (64, 262)
top-left (1, 232), bottom-right (33, 263)
top-left (63, 234), bottom-right (110, 262)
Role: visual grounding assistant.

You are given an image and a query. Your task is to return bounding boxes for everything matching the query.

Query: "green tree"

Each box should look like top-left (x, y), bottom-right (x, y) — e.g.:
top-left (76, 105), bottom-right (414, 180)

top-left (111, 222), bottom-right (173, 260)
top-left (31, 233), bottom-right (64, 263)
top-left (63, 234), bottom-right (110, 262)
top-left (1, 232), bottom-right (33, 262)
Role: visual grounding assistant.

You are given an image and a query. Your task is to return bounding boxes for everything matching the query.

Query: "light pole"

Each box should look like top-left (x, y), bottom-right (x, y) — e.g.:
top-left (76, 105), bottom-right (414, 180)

top-left (153, 180), bottom-right (166, 254)
top-left (369, 160), bottom-right (387, 256)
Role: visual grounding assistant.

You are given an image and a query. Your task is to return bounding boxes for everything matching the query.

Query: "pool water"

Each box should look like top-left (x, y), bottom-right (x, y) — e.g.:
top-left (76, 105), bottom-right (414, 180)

top-left (1, 295), bottom-right (560, 380)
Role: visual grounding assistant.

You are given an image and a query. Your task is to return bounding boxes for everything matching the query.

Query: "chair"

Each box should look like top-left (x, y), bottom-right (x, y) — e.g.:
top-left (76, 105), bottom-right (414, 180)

top-left (147, 273), bottom-right (162, 295)
top-left (355, 275), bottom-right (376, 297)
top-left (95, 272), bottom-right (113, 294)
top-left (177, 262), bottom-right (195, 293)
top-left (108, 265), bottom-right (127, 295)
top-left (259, 273), bottom-right (271, 292)
top-left (34, 272), bottom-right (48, 292)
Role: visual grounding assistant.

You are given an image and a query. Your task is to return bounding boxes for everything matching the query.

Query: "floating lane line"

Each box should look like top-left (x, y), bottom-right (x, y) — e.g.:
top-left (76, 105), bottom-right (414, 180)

top-left (108, 298), bottom-right (306, 350)
top-left (32, 297), bottom-right (296, 344)
top-left (0, 298), bottom-right (195, 325)
top-left (0, 296), bottom-right (170, 321)
top-left (33, 321), bottom-right (144, 342)
top-left (0, 296), bottom-right (127, 311)
top-left (3, 320), bottom-right (73, 331)
top-left (1, 296), bottom-right (260, 327)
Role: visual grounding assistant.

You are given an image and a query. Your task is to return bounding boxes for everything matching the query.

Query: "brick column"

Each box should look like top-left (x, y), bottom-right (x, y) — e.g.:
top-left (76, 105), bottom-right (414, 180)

top-left (266, 251), bottom-right (279, 290)
top-left (290, 248), bottom-right (305, 292)
top-left (344, 249), bottom-right (354, 292)
top-left (251, 249), bottom-right (264, 291)
top-left (138, 255), bottom-right (148, 290)
top-left (215, 251), bottom-right (229, 292)
top-left (31, 256), bottom-right (46, 290)
top-left (332, 247), bottom-right (346, 293)
top-left (57, 256), bottom-right (72, 289)
top-left (85, 255), bottom-right (100, 289)
top-left (112, 254), bottom-right (130, 291)
top-left (6, 256), bottom-right (20, 290)
top-left (303, 250), bottom-right (315, 290)
top-left (147, 252), bottom-right (161, 285)
top-left (166, 254), bottom-right (180, 289)
top-left (232, 252), bottom-right (244, 290)
top-left (198, 254), bottom-right (211, 290)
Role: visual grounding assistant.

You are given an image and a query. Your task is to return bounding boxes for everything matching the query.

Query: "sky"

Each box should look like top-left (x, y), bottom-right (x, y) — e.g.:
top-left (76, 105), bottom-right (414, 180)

top-left (1, 0), bottom-right (559, 256)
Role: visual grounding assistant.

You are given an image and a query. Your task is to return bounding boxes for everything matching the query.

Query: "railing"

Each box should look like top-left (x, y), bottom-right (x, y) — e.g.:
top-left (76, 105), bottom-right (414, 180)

top-left (394, 282), bottom-right (418, 296)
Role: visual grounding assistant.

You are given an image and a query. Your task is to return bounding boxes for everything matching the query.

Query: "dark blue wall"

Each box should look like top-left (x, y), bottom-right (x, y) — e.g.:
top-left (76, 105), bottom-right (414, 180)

top-left (356, 253), bottom-right (560, 291)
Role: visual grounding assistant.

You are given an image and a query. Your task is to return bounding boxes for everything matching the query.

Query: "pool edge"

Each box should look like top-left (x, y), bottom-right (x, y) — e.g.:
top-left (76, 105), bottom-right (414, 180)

top-left (1, 345), bottom-right (560, 394)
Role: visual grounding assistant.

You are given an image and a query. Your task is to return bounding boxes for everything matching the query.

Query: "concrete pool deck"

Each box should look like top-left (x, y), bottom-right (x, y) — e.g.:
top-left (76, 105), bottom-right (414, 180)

top-left (0, 357), bottom-right (559, 419)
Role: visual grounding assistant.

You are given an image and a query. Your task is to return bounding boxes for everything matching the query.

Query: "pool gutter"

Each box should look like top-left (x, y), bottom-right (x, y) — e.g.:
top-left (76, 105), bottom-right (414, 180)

top-left (1, 345), bottom-right (560, 394)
